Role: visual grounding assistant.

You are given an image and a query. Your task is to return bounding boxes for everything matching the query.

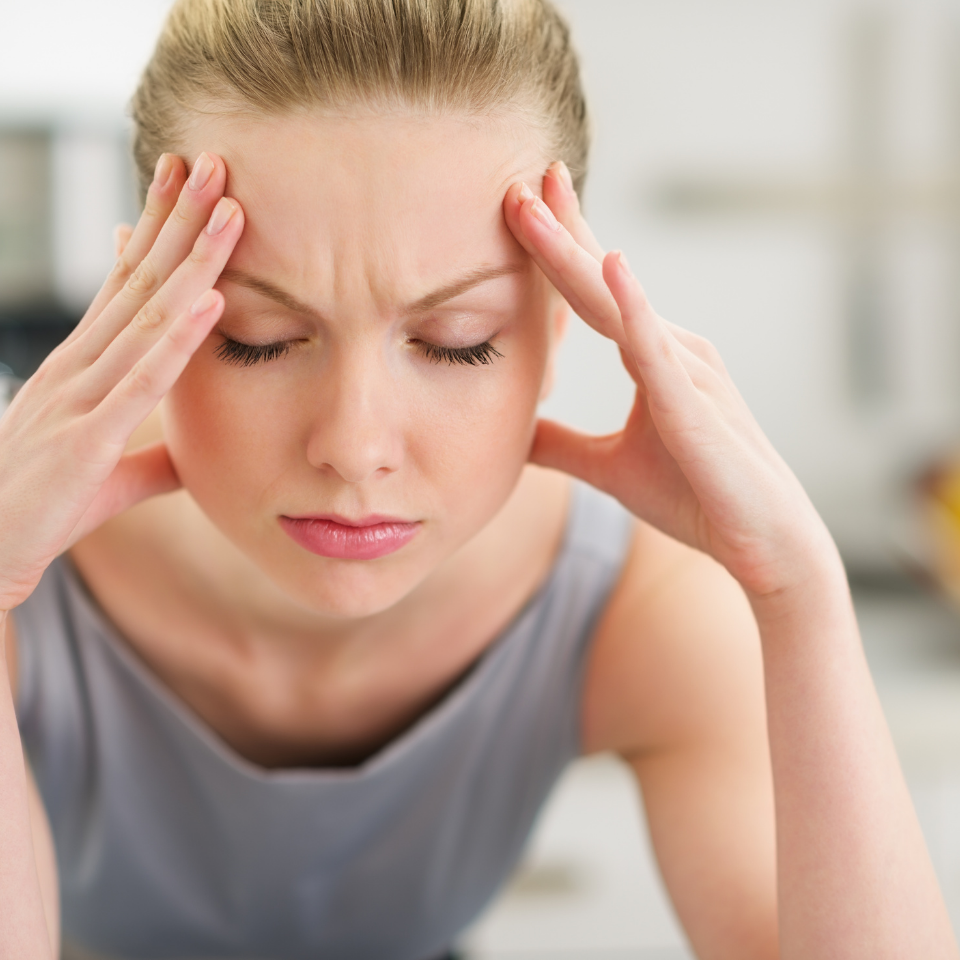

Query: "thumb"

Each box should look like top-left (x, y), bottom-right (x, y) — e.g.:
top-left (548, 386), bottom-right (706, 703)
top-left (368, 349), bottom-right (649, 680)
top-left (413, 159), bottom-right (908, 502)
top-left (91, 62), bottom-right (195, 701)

top-left (66, 442), bottom-right (181, 548)
top-left (530, 418), bottom-right (611, 490)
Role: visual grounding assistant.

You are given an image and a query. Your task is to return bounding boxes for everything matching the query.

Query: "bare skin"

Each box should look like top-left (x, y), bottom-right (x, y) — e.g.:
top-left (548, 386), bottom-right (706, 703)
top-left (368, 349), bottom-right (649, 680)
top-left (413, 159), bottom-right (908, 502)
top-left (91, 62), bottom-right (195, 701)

top-left (0, 111), bottom-right (955, 960)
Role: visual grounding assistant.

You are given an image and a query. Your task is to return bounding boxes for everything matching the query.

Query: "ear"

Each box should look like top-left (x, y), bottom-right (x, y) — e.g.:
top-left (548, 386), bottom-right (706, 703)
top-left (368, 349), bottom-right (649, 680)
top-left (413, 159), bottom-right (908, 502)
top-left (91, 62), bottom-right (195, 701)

top-left (539, 293), bottom-right (570, 402)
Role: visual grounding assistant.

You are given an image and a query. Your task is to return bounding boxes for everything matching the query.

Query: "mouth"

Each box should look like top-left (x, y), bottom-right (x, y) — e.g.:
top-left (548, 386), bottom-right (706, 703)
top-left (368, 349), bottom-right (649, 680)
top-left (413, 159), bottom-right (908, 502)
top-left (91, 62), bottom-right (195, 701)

top-left (279, 514), bottom-right (421, 560)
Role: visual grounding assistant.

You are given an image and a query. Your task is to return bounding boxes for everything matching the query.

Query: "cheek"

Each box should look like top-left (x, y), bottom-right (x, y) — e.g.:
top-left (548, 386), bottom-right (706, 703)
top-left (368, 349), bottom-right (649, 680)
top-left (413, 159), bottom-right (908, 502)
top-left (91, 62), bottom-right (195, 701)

top-left (161, 350), bottom-right (295, 508)
top-left (407, 322), bottom-right (550, 504)
top-left (162, 318), bottom-right (549, 513)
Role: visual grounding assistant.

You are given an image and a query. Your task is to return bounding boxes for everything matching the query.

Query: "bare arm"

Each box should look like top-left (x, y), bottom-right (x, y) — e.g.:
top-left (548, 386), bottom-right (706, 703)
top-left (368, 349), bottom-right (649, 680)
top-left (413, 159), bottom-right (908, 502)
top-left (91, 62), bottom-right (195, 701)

top-left (0, 611), bottom-right (56, 959)
top-left (507, 162), bottom-right (957, 957)
top-left (587, 532), bottom-right (778, 958)
top-left (0, 150), bottom-right (245, 952)
top-left (753, 552), bottom-right (946, 957)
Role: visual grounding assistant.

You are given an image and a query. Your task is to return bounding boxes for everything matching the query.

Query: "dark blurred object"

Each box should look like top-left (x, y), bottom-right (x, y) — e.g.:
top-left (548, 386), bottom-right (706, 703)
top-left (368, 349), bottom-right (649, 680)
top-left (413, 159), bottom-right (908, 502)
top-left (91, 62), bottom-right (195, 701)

top-left (0, 309), bottom-right (77, 380)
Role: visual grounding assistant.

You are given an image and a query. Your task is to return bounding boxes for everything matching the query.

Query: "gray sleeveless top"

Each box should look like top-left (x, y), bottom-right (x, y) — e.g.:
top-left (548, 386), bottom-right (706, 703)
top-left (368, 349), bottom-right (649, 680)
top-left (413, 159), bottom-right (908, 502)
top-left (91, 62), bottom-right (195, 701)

top-left (14, 482), bottom-right (633, 960)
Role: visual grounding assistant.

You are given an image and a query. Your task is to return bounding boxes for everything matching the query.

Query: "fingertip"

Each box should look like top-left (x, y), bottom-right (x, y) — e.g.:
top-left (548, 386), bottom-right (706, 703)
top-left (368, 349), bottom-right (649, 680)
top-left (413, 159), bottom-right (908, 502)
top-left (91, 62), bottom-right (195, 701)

top-left (603, 250), bottom-right (645, 302)
top-left (603, 251), bottom-right (654, 329)
top-left (204, 197), bottom-right (243, 237)
top-left (601, 254), bottom-right (667, 369)
top-left (519, 195), bottom-right (562, 237)
top-left (543, 162), bottom-right (579, 213)
top-left (604, 249), bottom-right (630, 277)
top-left (153, 153), bottom-right (174, 190)
top-left (185, 151), bottom-right (229, 198)
top-left (149, 153), bottom-right (185, 199)
top-left (205, 152), bottom-right (228, 185)
top-left (190, 288), bottom-right (223, 320)
top-left (166, 154), bottom-right (187, 187)
top-left (504, 181), bottom-right (525, 207)
top-left (505, 182), bottom-right (539, 231)
top-left (209, 288), bottom-right (225, 314)
top-left (503, 183), bottom-right (538, 251)
top-left (553, 161), bottom-right (575, 193)
top-left (113, 223), bottom-right (134, 258)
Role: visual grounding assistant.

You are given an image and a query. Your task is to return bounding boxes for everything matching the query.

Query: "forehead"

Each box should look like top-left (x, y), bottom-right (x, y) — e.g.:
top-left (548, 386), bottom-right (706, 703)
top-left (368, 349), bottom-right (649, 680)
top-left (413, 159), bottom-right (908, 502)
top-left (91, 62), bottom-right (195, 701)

top-left (183, 110), bottom-right (547, 301)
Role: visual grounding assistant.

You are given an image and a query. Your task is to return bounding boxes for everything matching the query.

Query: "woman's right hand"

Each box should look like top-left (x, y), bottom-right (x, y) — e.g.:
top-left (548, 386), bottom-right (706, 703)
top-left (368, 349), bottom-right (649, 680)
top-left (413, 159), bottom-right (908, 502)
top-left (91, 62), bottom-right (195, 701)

top-left (0, 152), bottom-right (244, 613)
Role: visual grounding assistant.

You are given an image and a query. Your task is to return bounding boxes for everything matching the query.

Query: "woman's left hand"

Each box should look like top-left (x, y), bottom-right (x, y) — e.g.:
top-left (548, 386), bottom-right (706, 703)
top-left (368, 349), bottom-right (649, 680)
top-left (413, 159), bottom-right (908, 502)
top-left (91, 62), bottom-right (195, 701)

top-left (504, 164), bottom-right (834, 599)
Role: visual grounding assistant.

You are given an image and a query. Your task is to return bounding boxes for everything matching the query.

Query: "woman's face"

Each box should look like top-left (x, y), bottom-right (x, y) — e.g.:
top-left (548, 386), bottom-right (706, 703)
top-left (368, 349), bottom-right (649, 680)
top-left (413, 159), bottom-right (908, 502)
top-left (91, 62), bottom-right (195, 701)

top-left (163, 110), bottom-right (563, 616)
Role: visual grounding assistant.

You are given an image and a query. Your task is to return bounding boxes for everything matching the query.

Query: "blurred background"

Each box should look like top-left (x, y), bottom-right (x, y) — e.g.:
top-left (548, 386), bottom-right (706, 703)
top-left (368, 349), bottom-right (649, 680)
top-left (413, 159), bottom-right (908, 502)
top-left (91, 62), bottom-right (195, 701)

top-left (5, 0), bottom-right (960, 957)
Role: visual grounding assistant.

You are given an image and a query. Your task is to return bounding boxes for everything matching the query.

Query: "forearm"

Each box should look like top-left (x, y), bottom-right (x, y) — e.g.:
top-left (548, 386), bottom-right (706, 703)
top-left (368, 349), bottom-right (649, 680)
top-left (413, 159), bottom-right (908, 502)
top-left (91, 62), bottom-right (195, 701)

top-left (0, 612), bottom-right (54, 960)
top-left (510, 162), bottom-right (958, 955)
top-left (751, 544), bottom-right (957, 959)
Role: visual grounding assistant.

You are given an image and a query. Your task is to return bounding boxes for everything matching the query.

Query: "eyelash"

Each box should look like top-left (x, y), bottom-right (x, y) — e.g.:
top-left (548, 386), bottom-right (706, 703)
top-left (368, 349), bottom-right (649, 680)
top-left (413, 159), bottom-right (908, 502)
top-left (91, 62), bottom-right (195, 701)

top-left (214, 338), bottom-right (504, 368)
top-left (215, 339), bottom-right (292, 367)
top-left (415, 340), bottom-right (504, 366)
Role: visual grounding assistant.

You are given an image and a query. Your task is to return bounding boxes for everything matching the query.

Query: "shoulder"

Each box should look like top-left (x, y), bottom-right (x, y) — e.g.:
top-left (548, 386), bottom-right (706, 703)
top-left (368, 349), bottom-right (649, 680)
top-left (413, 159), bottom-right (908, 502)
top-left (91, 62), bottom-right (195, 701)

top-left (581, 519), bottom-right (765, 758)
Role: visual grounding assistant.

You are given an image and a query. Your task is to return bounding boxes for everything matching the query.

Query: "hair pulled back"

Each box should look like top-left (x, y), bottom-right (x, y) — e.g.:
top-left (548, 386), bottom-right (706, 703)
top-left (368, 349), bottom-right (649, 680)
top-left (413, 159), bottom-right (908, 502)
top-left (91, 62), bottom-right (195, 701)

top-left (131, 0), bottom-right (589, 200)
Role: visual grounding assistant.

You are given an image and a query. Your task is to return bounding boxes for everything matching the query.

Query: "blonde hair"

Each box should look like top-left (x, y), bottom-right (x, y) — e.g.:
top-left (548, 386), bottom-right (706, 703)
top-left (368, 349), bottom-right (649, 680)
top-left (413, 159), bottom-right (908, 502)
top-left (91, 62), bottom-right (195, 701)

top-left (131, 0), bottom-right (589, 200)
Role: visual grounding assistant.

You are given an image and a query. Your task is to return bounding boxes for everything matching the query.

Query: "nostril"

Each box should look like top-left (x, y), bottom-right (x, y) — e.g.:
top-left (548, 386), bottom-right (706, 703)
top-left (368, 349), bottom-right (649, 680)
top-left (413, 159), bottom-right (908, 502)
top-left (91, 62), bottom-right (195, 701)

top-left (307, 438), bottom-right (402, 484)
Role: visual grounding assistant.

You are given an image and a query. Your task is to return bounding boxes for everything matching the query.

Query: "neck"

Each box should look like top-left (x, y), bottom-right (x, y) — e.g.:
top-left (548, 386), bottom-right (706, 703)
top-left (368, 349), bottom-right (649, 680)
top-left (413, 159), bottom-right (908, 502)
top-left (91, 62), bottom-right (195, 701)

top-left (67, 466), bottom-right (570, 768)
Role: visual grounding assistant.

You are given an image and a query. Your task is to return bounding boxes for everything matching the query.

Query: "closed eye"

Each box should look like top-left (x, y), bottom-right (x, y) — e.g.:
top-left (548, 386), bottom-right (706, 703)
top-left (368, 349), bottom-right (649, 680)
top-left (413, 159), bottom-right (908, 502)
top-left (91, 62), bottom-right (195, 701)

top-left (215, 338), bottom-right (293, 367)
top-left (214, 336), bottom-right (504, 368)
top-left (415, 339), bottom-right (503, 366)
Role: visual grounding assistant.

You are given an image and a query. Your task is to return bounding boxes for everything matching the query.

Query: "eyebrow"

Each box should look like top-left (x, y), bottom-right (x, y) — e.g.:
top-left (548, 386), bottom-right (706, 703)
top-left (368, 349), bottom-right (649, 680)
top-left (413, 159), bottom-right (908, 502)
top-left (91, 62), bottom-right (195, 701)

top-left (219, 261), bottom-right (527, 319)
top-left (407, 262), bottom-right (527, 313)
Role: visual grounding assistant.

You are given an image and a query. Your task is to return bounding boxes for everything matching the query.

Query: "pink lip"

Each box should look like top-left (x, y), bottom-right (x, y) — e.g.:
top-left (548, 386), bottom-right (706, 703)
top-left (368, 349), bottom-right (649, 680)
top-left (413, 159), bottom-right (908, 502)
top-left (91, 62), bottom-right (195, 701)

top-left (279, 514), bottom-right (421, 560)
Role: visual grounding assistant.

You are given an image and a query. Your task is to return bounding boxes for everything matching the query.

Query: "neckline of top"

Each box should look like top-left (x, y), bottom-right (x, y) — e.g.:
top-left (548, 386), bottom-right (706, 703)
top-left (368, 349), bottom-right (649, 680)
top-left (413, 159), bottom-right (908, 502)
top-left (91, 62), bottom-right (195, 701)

top-left (55, 482), bottom-right (588, 786)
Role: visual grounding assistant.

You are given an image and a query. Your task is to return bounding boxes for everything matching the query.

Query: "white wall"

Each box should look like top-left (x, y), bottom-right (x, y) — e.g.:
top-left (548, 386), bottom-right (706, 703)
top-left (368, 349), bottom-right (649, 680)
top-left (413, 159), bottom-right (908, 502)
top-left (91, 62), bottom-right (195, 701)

top-left (544, 0), bottom-right (960, 570)
top-left (0, 0), bottom-right (174, 115)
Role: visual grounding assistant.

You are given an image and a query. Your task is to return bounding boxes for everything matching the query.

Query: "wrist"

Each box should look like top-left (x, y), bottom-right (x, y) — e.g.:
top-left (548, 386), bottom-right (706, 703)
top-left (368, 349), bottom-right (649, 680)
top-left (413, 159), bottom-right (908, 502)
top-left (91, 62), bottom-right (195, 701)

top-left (745, 525), bottom-right (852, 632)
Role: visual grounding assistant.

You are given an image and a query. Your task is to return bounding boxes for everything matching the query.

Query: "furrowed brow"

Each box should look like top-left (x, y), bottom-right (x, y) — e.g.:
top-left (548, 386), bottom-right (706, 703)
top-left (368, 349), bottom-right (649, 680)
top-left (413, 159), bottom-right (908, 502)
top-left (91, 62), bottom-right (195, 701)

top-left (407, 262), bottom-right (527, 314)
top-left (220, 269), bottom-right (324, 320)
top-left (219, 261), bottom-right (527, 318)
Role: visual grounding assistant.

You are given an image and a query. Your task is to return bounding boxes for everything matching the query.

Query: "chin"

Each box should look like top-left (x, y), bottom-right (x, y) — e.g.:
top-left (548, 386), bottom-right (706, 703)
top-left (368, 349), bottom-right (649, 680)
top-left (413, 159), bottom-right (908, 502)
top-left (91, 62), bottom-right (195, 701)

top-left (261, 547), bottom-right (441, 619)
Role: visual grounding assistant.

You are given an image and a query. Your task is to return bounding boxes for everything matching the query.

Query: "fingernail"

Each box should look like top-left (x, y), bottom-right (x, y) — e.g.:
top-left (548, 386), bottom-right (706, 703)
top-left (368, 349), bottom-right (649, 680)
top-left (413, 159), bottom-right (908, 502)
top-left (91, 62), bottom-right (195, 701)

top-left (190, 289), bottom-right (219, 317)
top-left (554, 161), bottom-right (575, 195)
top-left (531, 197), bottom-right (561, 232)
top-left (205, 197), bottom-right (237, 235)
top-left (616, 250), bottom-right (634, 277)
top-left (517, 182), bottom-right (535, 204)
top-left (153, 153), bottom-right (174, 189)
top-left (188, 152), bottom-right (215, 191)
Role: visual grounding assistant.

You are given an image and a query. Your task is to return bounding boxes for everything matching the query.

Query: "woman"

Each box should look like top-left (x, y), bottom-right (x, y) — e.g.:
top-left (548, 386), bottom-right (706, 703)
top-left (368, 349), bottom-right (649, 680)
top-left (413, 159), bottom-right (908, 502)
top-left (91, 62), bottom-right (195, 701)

top-left (0, 1), bottom-right (954, 958)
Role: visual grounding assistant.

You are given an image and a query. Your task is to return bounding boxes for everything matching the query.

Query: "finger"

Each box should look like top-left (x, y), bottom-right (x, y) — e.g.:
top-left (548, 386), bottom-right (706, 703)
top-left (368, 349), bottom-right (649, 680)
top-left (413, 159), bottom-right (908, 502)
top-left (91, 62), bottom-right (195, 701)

top-left (62, 155), bottom-right (186, 350)
top-left (618, 344), bottom-right (645, 389)
top-left (113, 224), bottom-right (134, 258)
top-left (529, 418), bottom-right (615, 490)
top-left (94, 288), bottom-right (224, 446)
top-left (84, 198), bottom-right (242, 398)
top-left (602, 256), bottom-right (726, 396)
top-left (541, 162), bottom-right (606, 263)
top-left (107, 441), bottom-right (180, 503)
top-left (663, 319), bottom-right (733, 381)
top-left (64, 442), bottom-right (180, 549)
top-left (69, 152), bottom-right (228, 365)
top-left (503, 182), bottom-right (627, 350)
top-left (603, 251), bottom-right (692, 407)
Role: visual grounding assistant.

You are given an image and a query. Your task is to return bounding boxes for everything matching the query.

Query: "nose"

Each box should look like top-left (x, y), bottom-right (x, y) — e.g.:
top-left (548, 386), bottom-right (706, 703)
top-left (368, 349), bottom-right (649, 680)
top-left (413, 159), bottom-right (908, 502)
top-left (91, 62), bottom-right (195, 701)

top-left (305, 350), bottom-right (404, 484)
